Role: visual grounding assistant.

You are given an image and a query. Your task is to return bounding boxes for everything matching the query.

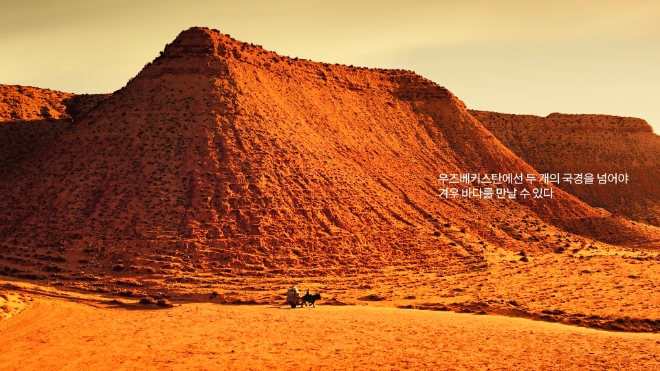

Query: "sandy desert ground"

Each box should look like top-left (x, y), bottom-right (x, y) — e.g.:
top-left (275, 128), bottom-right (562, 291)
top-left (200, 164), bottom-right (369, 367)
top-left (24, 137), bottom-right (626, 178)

top-left (8, 241), bottom-right (656, 332)
top-left (1, 292), bottom-right (660, 371)
top-left (2, 241), bottom-right (660, 370)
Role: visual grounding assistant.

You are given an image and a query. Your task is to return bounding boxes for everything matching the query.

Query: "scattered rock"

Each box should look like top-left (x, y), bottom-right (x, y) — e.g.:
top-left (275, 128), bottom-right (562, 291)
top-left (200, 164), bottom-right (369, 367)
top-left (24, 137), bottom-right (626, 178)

top-left (157, 299), bottom-right (173, 308)
top-left (139, 297), bottom-right (156, 305)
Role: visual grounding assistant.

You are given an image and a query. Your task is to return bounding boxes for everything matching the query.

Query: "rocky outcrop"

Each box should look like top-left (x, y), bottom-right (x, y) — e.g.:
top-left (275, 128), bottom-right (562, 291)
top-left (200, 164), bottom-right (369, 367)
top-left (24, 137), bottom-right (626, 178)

top-left (470, 110), bottom-right (660, 226)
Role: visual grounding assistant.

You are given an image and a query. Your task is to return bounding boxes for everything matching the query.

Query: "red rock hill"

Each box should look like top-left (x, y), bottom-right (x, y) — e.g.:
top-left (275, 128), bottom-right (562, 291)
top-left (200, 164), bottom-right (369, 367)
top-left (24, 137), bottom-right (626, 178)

top-left (0, 85), bottom-right (74, 175)
top-left (0, 85), bottom-right (109, 176)
top-left (470, 110), bottom-right (660, 227)
top-left (1, 28), bottom-right (659, 280)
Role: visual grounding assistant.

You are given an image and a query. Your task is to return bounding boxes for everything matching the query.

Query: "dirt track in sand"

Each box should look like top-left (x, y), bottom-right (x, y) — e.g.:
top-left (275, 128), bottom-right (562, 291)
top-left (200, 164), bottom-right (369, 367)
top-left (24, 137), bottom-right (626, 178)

top-left (1, 296), bottom-right (659, 370)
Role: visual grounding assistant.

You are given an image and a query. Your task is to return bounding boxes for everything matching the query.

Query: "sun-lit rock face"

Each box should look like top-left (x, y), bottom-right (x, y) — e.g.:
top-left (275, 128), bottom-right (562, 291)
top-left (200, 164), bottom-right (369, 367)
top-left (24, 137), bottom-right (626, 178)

top-left (471, 110), bottom-right (660, 227)
top-left (1, 27), bottom-right (659, 282)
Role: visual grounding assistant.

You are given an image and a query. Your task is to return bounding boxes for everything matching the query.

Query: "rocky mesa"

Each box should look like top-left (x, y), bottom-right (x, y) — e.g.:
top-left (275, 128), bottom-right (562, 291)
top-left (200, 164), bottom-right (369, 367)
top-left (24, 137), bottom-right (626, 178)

top-left (1, 28), bottom-right (659, 288)
top-left (471, 110), bottom-right (660, 227)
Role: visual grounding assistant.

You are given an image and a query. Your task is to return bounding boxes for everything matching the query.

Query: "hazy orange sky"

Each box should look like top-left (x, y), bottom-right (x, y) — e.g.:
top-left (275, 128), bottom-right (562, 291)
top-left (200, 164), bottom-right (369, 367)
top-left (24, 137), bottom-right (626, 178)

top-left (2, 0), bottom-right (659, 132)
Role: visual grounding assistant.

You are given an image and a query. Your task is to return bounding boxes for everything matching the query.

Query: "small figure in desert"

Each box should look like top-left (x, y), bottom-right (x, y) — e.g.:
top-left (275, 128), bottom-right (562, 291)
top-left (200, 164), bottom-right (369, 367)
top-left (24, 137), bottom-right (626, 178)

top-left (288, 286), bottom-right (299, 298)
top-left (286, 286), bottom-right (301, 308)
top-left (301, 290), bottom-right (322, 308)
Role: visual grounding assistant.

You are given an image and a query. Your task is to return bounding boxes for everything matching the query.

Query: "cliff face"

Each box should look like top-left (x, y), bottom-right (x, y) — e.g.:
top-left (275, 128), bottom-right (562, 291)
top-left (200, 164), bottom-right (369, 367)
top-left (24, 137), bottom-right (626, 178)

top-left (1, 28), bottom-right (659, 281)
top-left (470, 110), bottom-right (660, 226)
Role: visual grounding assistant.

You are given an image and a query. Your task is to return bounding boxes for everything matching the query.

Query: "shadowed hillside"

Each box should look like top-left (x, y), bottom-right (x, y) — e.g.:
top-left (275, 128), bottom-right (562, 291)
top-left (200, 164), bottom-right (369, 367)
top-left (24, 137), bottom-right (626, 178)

top-left (0, 85), bottom-right (109, 176)
top-left (0, 85), bottom-right (74, 175)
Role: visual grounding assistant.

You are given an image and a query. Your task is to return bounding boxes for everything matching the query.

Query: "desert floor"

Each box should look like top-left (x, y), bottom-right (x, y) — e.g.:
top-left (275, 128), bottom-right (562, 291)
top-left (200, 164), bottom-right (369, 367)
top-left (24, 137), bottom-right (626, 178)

top-left (1, 293), bottom-right (660, 370)
top-left (3, 244), bottom-right (660, 370)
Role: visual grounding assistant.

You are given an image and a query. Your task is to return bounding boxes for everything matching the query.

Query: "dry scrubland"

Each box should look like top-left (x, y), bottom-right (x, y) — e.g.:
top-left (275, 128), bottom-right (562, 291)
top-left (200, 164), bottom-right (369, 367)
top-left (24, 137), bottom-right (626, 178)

top-left (1, 27), bottom-right (660, 369)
